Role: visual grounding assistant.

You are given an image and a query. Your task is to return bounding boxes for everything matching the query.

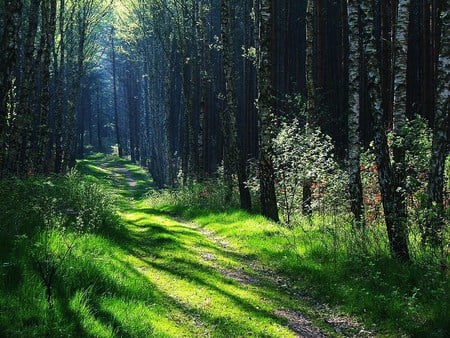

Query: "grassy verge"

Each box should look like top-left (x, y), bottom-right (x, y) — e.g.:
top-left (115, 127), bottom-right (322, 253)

top-left (148, 195), bottom-right (449, 337)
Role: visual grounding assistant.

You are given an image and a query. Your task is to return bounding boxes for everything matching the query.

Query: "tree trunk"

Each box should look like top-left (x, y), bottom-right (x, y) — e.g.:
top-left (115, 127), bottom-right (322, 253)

top-left (303, 0), bottom-right (315, 216)
top-left (347, 0), bottom-right (365, 227)
top-left (96, 86), bottom-right (103, 152)
top-left (37, 0), bottom-right (57, 173)
top-left (364, 0), bottom-right (410, 261)
top-left (425, 2), bottom-right (449, 246)
top-left (221, 0), bottom-right (252, 210)
top-left (111, 28), bottom-right (123, 157)
top-left (54, 0), bottom-right (66, 173)
top-left (256, 0), bottom-right (279, 222)
top-left (0, 0), bottom-right (23, 175)
top-left (391, 0), bottom-right (411, 256)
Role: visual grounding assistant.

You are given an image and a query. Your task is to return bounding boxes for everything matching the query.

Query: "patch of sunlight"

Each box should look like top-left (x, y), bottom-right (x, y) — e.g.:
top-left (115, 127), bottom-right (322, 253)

top-left (99, 297), bottom-right (191, 337)
top-left (122, 212), bottom-right (186, 231)
top-left (85, 163), bottom-right (112, 175)
top-left (148, 215), bottom-right (182, 227)
top-left (70, 290), bottom-right (115, 338)
top-left (125, 255), bottom-right (295, 337)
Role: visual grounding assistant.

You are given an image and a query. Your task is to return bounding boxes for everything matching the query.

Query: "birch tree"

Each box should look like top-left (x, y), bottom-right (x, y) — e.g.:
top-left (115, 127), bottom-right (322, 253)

top-left (364, 0), bottom-right (410, 261)
top-left (347, 0), bottom-right (365, 227)
top-left (391, 0), bottom-right (410, 250)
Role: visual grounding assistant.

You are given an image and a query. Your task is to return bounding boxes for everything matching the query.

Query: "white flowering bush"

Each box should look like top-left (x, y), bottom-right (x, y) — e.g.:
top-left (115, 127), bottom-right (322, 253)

top-left (272, 119), bottom-right (346, 225)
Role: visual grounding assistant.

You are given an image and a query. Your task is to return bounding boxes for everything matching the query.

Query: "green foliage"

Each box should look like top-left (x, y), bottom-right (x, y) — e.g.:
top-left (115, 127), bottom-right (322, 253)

top-left (360, 148), bottom-right (383, 224)
top-left (0, 171), bottom-right (119, 309)
top-left (403, 116), bottom-right (433, 193)
top-left (1, 156), bottom-right (448, 337)
top-left (0, 171), bottom-right (117, 240)
top-left (246, 119), bottom-right (349, 225)
top-left (147, 175), bottom-right (240, 212)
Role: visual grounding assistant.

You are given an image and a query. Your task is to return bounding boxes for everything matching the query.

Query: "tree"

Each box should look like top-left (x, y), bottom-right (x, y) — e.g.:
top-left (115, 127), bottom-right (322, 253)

top-left (255, 0), bottom-right (279, 222)
top-left (111, 27), bottom-right (123, 157)
top-left (425, 5), bottom-right (449, 246)
top-left (347, 0), bottom-right (365, 227)
top-left (0, 0), bottom-right (23, 175)
top-left (364, 0), bottom-right (410, 261)
top-left (221, 0), bottom-right (251, 210)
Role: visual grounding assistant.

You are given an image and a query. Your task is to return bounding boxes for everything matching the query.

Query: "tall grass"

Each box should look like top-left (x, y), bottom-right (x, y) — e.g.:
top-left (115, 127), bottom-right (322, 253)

top-left (0, 171), bottom-right (120, 336)
top-left (146, 177), bottom-right (241, 212)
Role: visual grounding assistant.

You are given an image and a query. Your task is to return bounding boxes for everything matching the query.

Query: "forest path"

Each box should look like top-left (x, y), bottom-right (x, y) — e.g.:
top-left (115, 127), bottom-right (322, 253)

top-left (80, 156), bottom-right (372, 337)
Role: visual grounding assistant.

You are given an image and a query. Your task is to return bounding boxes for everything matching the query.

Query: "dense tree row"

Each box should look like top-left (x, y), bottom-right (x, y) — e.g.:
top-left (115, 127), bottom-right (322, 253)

top-left (1, 0), bottom-right (448, 260)
top-left (0, 0), bottom-right (111, 175)
top-left (109, 0), bottom-right (447, 260)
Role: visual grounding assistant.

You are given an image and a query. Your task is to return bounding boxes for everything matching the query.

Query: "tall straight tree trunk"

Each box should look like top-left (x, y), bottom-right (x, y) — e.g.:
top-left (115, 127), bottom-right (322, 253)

top-left (391, 0), bottom-right (411, 254)
top-left (0, 0), bottom-right (23, 175)
top-left (303, 0), bottom-right (315, 216)
top-left (0, 0), bottom-right (23, 119)
top-left (96, 86), bottom-right (103, 152)
top-left (54, 0), bottom-right (66, 173)
top-left (111, 28), bottom-right (123, 157)
top-left (380, 0), bottom-right (394, 128)
top-left (364, 0), bottom-right (410, 261)
top-left (425, 2), bottom-right (449, 246)
top-left (347, 0), bottom-right (365, 227)
top-left (181, 59), bottom-right (192, 184)
top-left (255, 0), bottom-right (279, 222)
top-left (8, 0), bottom-right (41, 175)
top-left (221, 0), bottom-right (252, 210)
top-left (37, 0), bottom-right (57, 173)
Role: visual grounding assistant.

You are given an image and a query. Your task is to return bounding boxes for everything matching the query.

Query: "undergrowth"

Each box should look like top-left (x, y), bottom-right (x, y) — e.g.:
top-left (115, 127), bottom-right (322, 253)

top-left (0, 170), bottom-right (120, 336)
top-left (1, 155), bottom-right (447, 337)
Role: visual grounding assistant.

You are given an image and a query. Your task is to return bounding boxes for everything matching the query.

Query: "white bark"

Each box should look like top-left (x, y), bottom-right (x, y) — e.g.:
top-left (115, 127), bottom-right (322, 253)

top-left (347, 0), bottom-right (365, 225)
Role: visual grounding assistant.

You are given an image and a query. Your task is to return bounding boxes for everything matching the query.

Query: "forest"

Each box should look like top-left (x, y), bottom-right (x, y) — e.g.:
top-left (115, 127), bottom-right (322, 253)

top-left (0, 0), bottom-right (449, 337)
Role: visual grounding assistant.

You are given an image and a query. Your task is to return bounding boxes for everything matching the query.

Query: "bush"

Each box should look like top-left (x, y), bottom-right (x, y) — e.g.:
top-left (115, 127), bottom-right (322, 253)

top-left (0, 170), bottom-right (118, 240)
top-left (245, 119), bottom-right (349, 225)
top-left (146, 173), bottom-right (240, 212)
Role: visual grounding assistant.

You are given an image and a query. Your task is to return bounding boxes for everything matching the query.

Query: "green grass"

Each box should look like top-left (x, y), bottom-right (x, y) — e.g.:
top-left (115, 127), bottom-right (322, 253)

top-left (0, 155), bottom-right (333, 337)
top-left (150, 203), bottom-right (449, 337)
top-left (1, 154), bottom-right (448, 337)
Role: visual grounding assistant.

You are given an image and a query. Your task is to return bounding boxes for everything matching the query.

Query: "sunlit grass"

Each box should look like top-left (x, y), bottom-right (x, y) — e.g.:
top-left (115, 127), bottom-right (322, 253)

top-left (149, 197), bottom-right (449, 337)
top-left (1, 155), bottom-right (447, 337)
top-left (1, 155), bottom-right (333, 337)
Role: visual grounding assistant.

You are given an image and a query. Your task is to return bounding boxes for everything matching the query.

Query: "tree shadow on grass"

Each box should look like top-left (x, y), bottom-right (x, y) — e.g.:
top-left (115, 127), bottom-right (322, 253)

top-left (51, 235), bottom-right (289, 337)
top-left (106, 211), bottom-right (323, 336)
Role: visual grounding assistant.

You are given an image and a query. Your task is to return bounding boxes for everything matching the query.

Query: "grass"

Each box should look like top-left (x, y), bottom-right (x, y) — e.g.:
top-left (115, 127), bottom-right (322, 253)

top-left (150, 202), bottom-right (449, 337)
top-left (1, 154), bottom-right (448, 337)
top-left (0, 155), bottom-right (334, 337)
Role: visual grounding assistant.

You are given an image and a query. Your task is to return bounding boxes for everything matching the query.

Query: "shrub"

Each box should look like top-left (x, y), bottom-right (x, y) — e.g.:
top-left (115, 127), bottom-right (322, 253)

top-left (246, 119), bottom-right (348, 225)
top-left (147, 171), bottom-right (240, 212)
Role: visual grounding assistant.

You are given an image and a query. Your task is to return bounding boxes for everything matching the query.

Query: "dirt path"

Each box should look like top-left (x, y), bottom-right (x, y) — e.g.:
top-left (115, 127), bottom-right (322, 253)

top-left (97, 162), bottom-right (138, 187)
top-left (106, 161), bottom-right (375, 337)
top-left (174, 216), bottom-right (374, 338)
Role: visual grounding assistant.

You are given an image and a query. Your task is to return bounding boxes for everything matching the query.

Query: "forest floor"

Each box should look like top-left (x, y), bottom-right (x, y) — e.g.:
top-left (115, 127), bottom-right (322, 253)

top-left (6, 155), bottom-right (447, 337)
top-left (72, 155), bottom-right (375, 337)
